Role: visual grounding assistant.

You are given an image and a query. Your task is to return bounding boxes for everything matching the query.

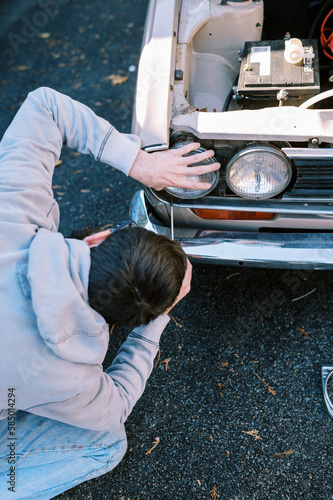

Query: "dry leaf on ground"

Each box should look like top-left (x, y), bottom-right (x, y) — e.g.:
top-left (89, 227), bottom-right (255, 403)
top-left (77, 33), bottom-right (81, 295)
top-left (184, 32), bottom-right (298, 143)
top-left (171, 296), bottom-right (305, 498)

top-left (169, 315), bottom-right (183, 327)
top-left (296, 327), bottom-right (311, 339)
top-left (145, 437), bottom-right (160, 455)
top-left (253, 371), bottom-right (276, 395)
top-left (161, 358), bottom-right (171, 371)
top-left (210, 485), bottom-right (218, 499)
top-left (273, 449), bottom-right (293, 458)
top-left (242, 429), bottom-right (262, 440)
top-left (104, 74), bottom-right (128, 85)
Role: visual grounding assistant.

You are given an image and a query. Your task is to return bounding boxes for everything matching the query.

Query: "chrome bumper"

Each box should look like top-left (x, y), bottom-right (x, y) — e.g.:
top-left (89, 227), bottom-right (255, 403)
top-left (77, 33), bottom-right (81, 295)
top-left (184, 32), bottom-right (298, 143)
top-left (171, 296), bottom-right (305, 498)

top-left (130, 190), bottom-right (333, 269)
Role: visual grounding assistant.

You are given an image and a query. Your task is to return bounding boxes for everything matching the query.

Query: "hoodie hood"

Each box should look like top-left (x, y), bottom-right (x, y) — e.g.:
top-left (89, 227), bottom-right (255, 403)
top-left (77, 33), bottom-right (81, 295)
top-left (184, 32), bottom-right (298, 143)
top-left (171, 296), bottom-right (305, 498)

top-left (27, 228), bottom-right (109, 364)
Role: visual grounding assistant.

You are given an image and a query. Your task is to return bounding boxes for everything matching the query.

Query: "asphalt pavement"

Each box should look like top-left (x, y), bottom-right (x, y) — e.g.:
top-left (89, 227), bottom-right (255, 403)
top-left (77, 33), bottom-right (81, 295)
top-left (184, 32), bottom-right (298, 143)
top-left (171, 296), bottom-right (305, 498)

top-left (0, 1), bottom-right (333, 499)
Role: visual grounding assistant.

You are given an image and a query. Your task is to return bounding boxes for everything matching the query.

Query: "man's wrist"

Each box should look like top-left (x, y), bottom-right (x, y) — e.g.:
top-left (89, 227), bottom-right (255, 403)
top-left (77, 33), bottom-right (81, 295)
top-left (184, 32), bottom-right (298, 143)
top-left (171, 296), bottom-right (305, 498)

top-left (132, 314), bottom-right (170, 343)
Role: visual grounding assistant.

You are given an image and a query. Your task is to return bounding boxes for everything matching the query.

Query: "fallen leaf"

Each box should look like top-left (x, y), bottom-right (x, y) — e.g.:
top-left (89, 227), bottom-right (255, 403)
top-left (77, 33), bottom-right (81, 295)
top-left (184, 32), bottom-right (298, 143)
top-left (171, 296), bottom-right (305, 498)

top-left (55, 160), bottom-right (62, 167)
top-left (14, 66), bottom-right (29, 71)
top-left (217, 360), bottom-right (228, 370)
top-left (210, 485), bottom-right (218, 499)
top-left (104, 74), bottom-right (128, 85)
top-left (273, 449), bottom-right (293, 458)
top-left (242, 429), bottom-right (262, 441)
top-left (253, 371), bottom-right (276, 395)
top-left (161, 358), bottom-right (171, 371)
top-left (169, 315), bottom-right (183, 328)
top-left (296, 327), bottom-right (311, 339)
top-left (145, 437), bottom-right (160, 455)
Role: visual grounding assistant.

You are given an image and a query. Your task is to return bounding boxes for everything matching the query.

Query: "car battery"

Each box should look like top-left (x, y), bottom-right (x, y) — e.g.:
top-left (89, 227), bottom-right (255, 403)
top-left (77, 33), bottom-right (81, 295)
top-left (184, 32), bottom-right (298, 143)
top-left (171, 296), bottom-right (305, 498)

top-left (237, 39), bottom-right (320, 103)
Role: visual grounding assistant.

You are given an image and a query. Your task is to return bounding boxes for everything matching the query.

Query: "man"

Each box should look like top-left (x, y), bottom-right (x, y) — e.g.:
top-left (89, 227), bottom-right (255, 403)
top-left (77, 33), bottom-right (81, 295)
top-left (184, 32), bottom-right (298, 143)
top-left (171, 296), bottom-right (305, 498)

top-left (0, 87), bottom-right (220, 499)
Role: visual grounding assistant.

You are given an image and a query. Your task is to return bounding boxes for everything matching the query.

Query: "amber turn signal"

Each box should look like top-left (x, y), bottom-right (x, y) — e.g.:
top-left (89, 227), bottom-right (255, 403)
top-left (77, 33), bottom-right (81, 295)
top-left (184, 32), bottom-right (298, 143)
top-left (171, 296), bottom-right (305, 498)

top-left (193, 209), bottom-right (274, 220)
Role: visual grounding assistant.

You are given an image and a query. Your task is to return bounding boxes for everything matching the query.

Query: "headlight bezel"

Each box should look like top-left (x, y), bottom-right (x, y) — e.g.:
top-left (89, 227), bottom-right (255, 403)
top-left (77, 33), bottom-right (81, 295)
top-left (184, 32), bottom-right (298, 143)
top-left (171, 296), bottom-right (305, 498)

top-left (225, 144), bottom-right (293, 200)
top-left (163, 144), bottom-right (219, 200)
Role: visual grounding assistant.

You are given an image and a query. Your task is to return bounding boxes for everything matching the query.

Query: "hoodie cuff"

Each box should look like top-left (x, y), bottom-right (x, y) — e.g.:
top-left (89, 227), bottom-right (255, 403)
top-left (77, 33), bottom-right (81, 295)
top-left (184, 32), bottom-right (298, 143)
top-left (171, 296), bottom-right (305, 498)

top-left (100, 128), bottom-right (142, 175)
top-left (132, 314), bottom-right (170, 344)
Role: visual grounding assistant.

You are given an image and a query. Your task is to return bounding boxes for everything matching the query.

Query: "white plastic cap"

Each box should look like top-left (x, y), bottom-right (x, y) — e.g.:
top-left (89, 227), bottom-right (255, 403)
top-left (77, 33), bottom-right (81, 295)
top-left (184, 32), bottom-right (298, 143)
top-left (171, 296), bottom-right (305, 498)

top-left (284, 38), bottom-right (304, 65)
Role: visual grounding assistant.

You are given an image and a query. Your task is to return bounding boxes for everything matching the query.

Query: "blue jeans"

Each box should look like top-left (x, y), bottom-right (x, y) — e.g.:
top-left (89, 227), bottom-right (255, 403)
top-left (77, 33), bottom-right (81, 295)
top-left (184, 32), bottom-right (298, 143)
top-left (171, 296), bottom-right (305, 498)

top-left (0, 411), bottom-right (127, 499)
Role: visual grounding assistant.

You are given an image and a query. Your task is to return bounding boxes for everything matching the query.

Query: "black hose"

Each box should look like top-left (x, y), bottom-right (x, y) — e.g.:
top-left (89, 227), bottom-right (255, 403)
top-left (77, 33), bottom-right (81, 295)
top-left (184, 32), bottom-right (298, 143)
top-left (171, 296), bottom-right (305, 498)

top-left (223, 76), bottom-right (239, 112)
top-left (308, 0), bottom-right (333, 38)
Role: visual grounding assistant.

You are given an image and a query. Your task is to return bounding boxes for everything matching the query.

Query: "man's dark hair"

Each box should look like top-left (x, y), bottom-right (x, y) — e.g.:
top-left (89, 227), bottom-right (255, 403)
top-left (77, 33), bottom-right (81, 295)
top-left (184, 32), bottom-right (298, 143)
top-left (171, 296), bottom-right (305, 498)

top-left (87, 227), bottom-right (187, 329)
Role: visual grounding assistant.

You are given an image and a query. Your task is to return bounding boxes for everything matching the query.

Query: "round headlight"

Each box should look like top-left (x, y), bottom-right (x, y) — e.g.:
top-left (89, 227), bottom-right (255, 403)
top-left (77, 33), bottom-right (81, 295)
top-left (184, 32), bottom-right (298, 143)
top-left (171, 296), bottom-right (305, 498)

top-left (226, 145), bottom-right (292, 200)
top-left (164, 145), bottom-right (219, 199)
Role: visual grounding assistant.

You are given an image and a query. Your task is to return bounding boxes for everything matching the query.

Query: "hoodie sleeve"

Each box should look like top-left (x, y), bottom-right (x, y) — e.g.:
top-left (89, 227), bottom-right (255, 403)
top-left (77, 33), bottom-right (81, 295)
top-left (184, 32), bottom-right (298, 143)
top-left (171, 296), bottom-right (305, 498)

top-left (0, 87), bottom-right (141, 228)
top-left (27, 314), bottom-right (171, 432)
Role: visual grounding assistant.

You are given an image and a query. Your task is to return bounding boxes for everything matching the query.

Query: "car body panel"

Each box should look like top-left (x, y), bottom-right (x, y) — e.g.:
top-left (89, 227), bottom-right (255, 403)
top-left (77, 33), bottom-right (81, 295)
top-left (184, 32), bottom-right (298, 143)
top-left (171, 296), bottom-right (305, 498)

top-left (131, 0), bottom-right (178, 150)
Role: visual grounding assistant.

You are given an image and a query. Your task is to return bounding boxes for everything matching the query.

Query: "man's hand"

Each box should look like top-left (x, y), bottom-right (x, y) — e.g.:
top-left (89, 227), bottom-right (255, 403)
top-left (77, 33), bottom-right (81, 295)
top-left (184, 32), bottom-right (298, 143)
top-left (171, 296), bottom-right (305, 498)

top-left (164, 258), bottom-right (192, 316)
top-left (129, 142), bottom-right (220, 191)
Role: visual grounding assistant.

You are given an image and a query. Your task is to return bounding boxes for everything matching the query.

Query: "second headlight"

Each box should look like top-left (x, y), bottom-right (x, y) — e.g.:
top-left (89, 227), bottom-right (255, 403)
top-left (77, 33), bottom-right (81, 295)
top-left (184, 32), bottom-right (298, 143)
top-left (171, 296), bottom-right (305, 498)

top-left (226, 145), bottom-right (292, 200)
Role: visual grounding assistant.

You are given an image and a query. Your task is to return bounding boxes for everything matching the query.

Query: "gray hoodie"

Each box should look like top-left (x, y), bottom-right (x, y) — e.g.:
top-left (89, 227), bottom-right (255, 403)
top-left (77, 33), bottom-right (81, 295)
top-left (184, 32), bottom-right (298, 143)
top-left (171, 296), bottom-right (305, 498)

top-left (0, 87), bottom-right (170, 432)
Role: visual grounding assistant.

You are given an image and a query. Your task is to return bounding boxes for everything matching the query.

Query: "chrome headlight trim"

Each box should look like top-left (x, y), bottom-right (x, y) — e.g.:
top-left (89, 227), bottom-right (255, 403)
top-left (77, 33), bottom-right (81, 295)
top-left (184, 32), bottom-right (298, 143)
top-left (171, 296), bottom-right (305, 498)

top-left (164, 146), bottom-right (219, 199)
top-left (226, 145), bottom-right (293, 200)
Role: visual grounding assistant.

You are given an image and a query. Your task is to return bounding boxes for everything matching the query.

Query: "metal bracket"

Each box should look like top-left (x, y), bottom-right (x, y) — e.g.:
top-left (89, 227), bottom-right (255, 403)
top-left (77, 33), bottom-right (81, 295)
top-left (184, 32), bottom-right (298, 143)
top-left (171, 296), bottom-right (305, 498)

top-left (170, 199), bottom-right (174, 240)
top-left (321, 365), bottom-right (333, 418)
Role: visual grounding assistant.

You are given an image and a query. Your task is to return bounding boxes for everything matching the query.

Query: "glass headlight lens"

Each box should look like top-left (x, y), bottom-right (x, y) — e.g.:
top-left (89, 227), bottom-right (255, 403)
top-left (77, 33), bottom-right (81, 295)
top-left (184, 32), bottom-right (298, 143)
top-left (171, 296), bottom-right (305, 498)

top-left (226, 145), bottom-right (292, 200)
top-left (164, 145), bottom-right (219, 199)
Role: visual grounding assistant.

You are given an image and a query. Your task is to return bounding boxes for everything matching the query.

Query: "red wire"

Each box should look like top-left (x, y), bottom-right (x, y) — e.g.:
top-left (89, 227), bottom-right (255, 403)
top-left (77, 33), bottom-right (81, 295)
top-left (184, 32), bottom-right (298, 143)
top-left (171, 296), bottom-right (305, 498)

top-left (320, 8), bottom-right (333, 60)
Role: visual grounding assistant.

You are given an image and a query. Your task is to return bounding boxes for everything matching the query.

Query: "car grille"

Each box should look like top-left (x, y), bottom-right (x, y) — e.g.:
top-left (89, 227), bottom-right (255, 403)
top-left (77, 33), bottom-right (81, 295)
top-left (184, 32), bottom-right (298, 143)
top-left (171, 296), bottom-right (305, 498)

top-left (288, 159), bottom-right (333, 196)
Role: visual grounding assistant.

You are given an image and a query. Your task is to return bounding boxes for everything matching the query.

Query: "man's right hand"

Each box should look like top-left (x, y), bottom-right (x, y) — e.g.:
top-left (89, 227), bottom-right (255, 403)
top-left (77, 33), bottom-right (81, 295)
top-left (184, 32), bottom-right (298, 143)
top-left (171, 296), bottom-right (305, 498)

top-left (129, 143), bottom-right (220, 191)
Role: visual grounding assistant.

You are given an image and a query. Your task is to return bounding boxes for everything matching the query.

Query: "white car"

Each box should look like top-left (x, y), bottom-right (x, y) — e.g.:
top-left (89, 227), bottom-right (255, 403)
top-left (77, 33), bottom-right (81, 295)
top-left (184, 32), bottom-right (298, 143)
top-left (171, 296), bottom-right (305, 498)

top-left (130, 0), bottom-right (333, 269)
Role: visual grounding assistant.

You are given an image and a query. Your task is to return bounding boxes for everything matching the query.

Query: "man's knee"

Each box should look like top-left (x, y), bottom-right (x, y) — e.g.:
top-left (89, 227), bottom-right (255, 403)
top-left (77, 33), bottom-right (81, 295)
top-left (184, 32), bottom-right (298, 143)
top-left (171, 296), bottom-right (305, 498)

top-left (92, 426), bottom-right (128, 469)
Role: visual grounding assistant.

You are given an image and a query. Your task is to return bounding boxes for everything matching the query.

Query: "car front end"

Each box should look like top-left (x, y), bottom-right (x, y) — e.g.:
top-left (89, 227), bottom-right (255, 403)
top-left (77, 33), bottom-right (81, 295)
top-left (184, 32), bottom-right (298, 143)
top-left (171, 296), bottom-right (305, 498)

top-left (131, 0), bottom-right (333, 269)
